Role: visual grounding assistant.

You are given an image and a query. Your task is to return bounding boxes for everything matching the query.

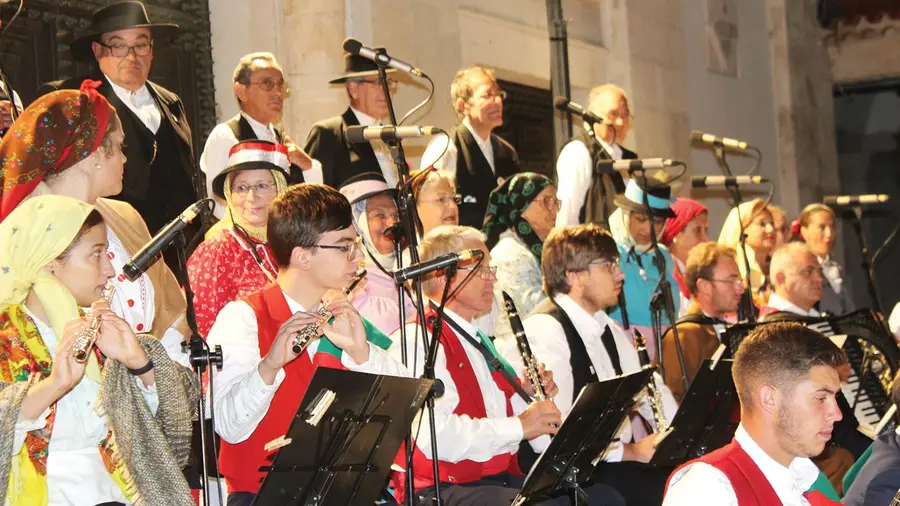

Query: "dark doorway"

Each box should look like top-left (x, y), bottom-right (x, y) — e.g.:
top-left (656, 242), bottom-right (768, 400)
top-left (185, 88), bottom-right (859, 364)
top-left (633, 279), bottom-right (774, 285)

top-left (833, 80), bottom-right (900, 316)
top-left (496, 79), bottom-right (555, 178)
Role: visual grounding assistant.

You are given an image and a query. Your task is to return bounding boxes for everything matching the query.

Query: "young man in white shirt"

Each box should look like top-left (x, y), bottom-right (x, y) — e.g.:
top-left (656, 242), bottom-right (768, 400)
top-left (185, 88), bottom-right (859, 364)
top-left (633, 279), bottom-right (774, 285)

top-left (205, 184), bottom-right (401, 506)
top-left (419, 67), bottom-right (522, 228)
top-left (663, 322), bottom-right (845, 506)
top-left (506, 223), bottom-right (678, 505)
top-left (762, 242), bottom-right (825, 320)
top-left (349, 225), bottom-right (624, 506)
top-left (200, 52), bottom-right (319, 218)
top-left (555, 84), bottom-right (637, 227)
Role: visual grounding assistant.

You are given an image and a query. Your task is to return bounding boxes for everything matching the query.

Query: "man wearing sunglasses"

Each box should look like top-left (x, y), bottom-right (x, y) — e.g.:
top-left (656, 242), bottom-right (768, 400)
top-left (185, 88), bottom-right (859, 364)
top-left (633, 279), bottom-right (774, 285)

top-left (304, 52), bottom-right (402, 189)
top-left (200, 52), bottom-right (320, 218)
top-left (38, 1), bottom-right (202, 281)
top-left (659, 242), bottom-right (743, 401)
top-left (420, 66), bottom-right (523, 229)
top-left (512, 224), bottom-right (678, 505)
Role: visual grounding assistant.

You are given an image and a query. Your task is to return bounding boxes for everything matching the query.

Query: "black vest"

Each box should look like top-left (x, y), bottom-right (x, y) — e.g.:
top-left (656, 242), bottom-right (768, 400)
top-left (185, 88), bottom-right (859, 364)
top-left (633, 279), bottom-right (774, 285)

top-left (531, 299), bottom-right (600, 400)
top-left (224, 114), bottom-right (305, 184)
top-left (450, 123), bottom-right (521, 228)
top-left (577, 133), bottom-right (635, 225)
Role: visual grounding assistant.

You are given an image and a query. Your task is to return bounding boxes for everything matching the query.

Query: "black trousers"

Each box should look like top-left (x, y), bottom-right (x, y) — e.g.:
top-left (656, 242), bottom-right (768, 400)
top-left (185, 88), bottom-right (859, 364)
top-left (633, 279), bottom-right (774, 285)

top-left (590, 461), bottom-right (673, 506)
top-left (414, 473), bottom-right (625, 506)
top-left (226, 492), bottom-right (254, 506)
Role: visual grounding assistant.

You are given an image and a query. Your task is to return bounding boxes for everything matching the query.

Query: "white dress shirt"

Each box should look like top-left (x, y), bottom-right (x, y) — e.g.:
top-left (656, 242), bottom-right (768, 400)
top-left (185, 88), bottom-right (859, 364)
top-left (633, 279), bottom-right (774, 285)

top-left (13, 307), bottom-right (158, 506)
top-left (105, 75), bottom-right (161, 134)
top-left (506, 294), bottom-right (678, 459)
top-left (350, 107), bottom-right (399, 188)
top-left (555, 136), bottom-right (625, 227)
top-left (206, 289), bottom-right (398, 443)
top-left (350, 306), bottom-right (529, 464)
top-left (420, 119), bottom-right (496, 176)
top-left (199, 112), bottom-right (324, 218)
top-left (663, 424), bottom-right (821, 506)
top-left (767, 293), bottom-right (821, 318)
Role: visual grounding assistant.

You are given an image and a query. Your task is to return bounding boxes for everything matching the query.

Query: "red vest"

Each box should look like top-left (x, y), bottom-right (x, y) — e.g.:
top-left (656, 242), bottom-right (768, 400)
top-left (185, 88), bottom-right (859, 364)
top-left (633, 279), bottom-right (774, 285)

top-left (217, 284), bottom-right (344, 494)
top-left (392, 310), bottom-right (522, 502)
top-left (666, 439), bottom-right (841, 506)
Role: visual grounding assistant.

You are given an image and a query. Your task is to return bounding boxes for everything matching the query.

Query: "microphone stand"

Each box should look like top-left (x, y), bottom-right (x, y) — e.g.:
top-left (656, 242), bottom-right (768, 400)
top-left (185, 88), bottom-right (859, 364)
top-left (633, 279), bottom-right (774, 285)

top-left (173, 232), bottom-right (223, 506)
top-left (846, 205), bottom-right (885, 315)
top-left (631, 170), bottom-right (689, 395)
top-left (713, 145), bottom-right (758, 323)
top-left (374, 50), bottom-right (441, 506)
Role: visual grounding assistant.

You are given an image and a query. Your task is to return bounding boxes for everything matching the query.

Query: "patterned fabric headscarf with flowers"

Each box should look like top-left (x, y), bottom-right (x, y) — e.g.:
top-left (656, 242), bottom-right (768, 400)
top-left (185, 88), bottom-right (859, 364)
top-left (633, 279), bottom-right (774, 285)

top-left (483, 172), bottom-right (553, 259)
top-left (0, 80), bottom-right (113, 222)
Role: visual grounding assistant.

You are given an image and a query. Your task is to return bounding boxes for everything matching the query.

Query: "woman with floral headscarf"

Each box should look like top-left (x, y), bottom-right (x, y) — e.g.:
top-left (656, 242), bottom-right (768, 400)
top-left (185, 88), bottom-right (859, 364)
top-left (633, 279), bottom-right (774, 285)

top-left (483, 172), bottom-right (559, 346)
top-left (607, 179), bottom-right (680, 360)
top-left (187, 141), bottom-right (290, 337)
top-left (0, 195), bottom-right (198, 506)
top-left (339, 173), bottom-right (416, 335)
top-left (0, 82), bottom-right (189, 364)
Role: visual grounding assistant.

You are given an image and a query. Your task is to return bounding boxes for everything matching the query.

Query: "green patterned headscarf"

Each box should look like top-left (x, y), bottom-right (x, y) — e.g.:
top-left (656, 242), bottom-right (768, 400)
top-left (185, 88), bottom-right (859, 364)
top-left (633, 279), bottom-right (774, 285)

top-left (482, 172), bottom-right (552, 259)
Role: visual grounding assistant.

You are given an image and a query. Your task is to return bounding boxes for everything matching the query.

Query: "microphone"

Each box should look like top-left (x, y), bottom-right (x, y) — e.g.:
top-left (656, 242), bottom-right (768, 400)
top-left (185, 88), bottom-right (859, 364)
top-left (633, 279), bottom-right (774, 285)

top-left (343, 38), bottom-right (426, 78)
top-left (122, 200), bottom-right (208, 281)
top-left (691, 175), bottom-right (769, 188)
top-left (824, 194), bottom-right (890, 206)
top-left (554, 97), bottom-right (606, 125)
top-left (690, 130), bottom-right (750, 151)
top-left (346, 125), bottom-right (444, 144)
top-left (596, 158), bottom-right (681, 171)
top-left (392, 249), bottom-right (483, 282)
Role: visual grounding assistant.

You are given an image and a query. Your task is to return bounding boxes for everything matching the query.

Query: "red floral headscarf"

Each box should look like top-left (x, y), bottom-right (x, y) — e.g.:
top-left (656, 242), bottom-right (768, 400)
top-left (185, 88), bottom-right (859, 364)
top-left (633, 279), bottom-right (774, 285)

top-left (0, 80), bottom-right (113, 221)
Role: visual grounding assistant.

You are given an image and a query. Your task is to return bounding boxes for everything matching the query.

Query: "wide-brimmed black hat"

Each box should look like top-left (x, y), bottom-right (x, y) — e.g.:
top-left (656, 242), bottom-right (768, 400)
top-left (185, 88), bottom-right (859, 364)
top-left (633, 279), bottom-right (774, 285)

top-left (71, 1), bottom-right (179, 61)
top-left (329, 52), bottom-right (397, 84)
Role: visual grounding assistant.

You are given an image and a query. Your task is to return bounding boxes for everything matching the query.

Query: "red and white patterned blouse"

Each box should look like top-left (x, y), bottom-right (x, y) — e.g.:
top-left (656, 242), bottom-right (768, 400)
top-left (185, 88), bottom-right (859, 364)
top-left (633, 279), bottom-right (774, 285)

top-left (187, 229), bottom-right (278, 337)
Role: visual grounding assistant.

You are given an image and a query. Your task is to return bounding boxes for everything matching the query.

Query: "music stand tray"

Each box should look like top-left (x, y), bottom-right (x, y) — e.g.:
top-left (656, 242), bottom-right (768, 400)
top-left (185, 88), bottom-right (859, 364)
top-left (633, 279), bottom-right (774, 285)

top-left (253, 369), bottom-right (432, 506)
top-left (650, 359), bottom-right (739, 467)
top-left (512, 369), bottom-right (653, 506)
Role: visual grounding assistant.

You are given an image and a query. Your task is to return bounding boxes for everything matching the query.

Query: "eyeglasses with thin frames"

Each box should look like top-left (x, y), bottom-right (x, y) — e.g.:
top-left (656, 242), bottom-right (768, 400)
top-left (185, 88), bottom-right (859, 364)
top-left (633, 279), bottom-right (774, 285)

top-left (538, 195), bottom-right (561, 211)
top-left (419, 194), bottom-right (461, 207)
top-left (97, 40), bottom-right (153, 58)
top-left (313, 236), bottom-right (364, 260)
top-left (706, 277), bottom-right (744, 288)
top-left (358, 77), bottom-right (399, 91)
top-left (231, 182), bottom-right (278, 196)
top-left (474, 89), bottom-right (507, 102)
top-left (588, 258), bottom-right (621, 274)
top-left (458, 264), bottom-right (498, 280)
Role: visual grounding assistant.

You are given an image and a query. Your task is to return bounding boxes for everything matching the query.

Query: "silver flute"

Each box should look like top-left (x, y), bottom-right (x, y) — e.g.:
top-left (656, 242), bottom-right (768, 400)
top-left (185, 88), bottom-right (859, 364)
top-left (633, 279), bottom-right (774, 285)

top-left (633, 328), bottom-right (669, 434)
top-left (291, 268), bottom-right (367, 355)
top-left (72, 284), bottom-right (116, 363)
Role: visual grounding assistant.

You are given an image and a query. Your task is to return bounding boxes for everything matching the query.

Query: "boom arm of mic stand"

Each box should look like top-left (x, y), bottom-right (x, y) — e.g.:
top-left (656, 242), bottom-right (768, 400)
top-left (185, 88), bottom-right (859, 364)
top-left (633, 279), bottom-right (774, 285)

top-left (849, 206), bottom-right (885, 315)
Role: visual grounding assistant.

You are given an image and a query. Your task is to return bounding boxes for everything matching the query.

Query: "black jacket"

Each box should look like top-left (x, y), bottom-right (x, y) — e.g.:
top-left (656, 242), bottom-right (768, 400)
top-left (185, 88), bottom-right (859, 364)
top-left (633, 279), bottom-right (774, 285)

top-left (302, 107), bottom-right (382, 189)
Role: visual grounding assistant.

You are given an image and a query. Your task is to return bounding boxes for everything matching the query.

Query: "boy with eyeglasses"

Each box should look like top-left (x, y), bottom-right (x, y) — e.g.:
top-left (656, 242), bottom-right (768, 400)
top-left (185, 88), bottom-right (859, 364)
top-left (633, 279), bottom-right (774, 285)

top-left (420, 66), bottom-right (523, 229)
top-left (506, 224), bottom-right (679, 505)
top-left (658, 242), bottom-right (743, 401)
top-left (206, 184), bottom-right (406, 506)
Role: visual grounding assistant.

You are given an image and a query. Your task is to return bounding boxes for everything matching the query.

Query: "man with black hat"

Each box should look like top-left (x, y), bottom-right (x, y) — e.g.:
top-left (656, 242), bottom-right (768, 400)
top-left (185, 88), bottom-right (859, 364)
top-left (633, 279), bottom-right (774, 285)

top-left (37, 1), bottom-right (202, 281)
top-left (303, 52), bottom-right (400, 189)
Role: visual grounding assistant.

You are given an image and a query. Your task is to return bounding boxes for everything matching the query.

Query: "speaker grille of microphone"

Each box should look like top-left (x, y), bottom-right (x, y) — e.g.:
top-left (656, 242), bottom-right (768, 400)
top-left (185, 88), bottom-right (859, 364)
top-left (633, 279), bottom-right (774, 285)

top-left (342, 38), bottom-right (362, 55)
top-left (553, 96), bottom-right (570, 111)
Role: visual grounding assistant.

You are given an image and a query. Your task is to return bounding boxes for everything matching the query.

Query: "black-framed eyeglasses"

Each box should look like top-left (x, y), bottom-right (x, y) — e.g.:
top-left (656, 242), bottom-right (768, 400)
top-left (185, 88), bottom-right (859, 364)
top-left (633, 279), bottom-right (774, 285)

top-left (458, 264), bottom-right (498, 280)
top-left (247, 78), bottom-right (292, 96)
top-left (313, 236), bottom-right (364, 260)
top-left (97, 40), bottom-right (154, 58)
top-left (357, 77), bottom-right (399, 91)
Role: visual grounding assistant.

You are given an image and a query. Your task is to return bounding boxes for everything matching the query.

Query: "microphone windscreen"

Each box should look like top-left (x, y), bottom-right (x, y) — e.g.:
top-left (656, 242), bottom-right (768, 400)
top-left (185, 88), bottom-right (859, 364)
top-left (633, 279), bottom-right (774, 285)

top-left (553, 96), bottom-right (570, 111)
top-left (342, 37), bottom-right (362, 55)
top-left (689, 130), bottom-right (706, 144)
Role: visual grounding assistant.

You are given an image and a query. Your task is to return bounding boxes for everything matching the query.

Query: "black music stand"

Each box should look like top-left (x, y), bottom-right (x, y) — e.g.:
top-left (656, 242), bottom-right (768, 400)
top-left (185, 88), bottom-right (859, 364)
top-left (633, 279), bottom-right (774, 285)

top-left (253, 369), bottom-right (432, 506)
top-left (650, 359), bottom-right (739, 467)
top-left (511, 369), bottom-right (653, 506)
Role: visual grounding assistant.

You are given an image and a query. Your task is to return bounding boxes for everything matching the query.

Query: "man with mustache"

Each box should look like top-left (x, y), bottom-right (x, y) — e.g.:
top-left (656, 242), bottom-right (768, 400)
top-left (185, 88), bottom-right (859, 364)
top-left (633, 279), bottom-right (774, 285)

top-left (509, 224), bottom-right (678, 505)
top-left (663, 322), bottom-right (845, 506)
top-left (420, 66), bottom-right (522, 228)
top-left (38, 1), bottom-right (202, 281)
top-left (200, 52), bottom-right (319, 218)
top-left (659, 242), bottom-right (743, 402)
top-left (761, 242), bottom-right (825, 320)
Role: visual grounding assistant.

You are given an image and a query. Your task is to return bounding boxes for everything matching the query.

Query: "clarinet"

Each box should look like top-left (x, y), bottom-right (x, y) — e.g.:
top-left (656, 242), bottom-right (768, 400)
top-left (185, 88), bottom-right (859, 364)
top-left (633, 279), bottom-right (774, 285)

top-left (633, 327), bottom-right (670, 435)
top-left (291, 268), bottom-right (366, 355)
top-left (501, 291), bottom-right (546, 401)
top-left (892, 489), bottom-right (900, 506)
